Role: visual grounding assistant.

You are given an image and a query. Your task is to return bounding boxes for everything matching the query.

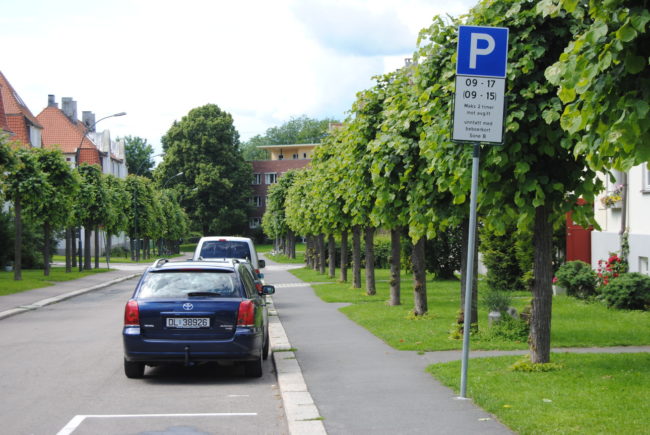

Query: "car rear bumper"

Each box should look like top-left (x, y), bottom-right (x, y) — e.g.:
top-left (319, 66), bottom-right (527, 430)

top-left (123, 327), bottom-right (263, 364)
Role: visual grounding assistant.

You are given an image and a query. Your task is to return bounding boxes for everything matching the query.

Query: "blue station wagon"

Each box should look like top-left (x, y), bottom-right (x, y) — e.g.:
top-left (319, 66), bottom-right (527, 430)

top-left (123, 259), bottom-right (275, 378)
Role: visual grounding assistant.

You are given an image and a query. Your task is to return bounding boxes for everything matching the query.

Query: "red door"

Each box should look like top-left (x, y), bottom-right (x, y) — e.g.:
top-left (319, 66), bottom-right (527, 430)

top-left (566, 199), bottom-right (592, 264)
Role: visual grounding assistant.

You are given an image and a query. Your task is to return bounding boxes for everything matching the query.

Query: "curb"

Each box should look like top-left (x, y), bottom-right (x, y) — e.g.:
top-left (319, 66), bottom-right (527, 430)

top-left (268, 298), bottom-right (327, 435)
top-left (0, 273), bottom-right (141, 321)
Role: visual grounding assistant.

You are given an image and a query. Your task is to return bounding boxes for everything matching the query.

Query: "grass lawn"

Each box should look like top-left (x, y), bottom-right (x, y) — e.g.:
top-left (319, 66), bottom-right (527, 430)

top-left (0, 267), bottom-right (110, 296)
top-left (427, 353), bottom-right (650, 434)
top-left (51, 254), bottom-right (183, 264)
top-left (288, 267), bottom-right (650, 351)
top-left (261, 243), bottom-right (306, 264)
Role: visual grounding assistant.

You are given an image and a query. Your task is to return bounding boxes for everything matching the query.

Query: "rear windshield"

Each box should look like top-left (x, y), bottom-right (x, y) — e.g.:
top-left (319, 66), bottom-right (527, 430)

top-left (138, 271), bottom-right (241, 298)
top-left (199, 241), bottom-right (252, 260)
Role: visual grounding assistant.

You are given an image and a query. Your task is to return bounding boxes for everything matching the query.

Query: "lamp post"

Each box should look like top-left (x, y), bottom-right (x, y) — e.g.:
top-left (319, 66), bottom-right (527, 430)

top-left (73, 111), bottom-right (127, 272)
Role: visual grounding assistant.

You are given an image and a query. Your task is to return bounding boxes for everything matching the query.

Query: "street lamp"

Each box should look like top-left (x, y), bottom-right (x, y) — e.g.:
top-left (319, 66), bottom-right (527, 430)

top-left (163, 171), bottom-right (184, 188)
top-left (74, 111), bottom-right (127, 272)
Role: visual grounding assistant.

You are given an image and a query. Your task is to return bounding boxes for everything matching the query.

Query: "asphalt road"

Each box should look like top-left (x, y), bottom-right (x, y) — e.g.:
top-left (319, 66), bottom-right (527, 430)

top-left (0, 278), bottom-right (288, 435)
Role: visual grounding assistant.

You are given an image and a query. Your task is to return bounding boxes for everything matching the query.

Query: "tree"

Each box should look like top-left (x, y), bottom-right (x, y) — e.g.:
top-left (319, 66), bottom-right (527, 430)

top-left (31, 148), bottom-right (79, 275)
top-left (3, 148), bottom-right (47, 280)
top-left (123, 136), bottom-right (155, 178)
top-left (158, 104), bottom-right (251, 235)
top-left (75, 164), bottom-right (109, 269)
top-left (540, 0), bottom-right (650, 168)
top-left (103, 175), bottom-right (129, 265)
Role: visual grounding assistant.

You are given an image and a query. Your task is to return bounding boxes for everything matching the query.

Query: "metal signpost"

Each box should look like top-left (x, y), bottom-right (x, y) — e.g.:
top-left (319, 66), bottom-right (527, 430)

top-left (452, 25), bottom-right (509, 399)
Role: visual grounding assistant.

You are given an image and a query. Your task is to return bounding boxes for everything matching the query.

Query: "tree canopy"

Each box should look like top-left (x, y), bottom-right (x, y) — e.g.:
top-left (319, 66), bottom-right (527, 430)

top-left (157, 104), bottom-right (251, 235)
top-left (123, 135), bottom-right (155, 178)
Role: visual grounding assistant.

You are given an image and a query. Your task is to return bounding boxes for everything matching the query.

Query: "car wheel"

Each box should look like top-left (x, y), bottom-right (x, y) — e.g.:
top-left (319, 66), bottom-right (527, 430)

top-left (124, 359), bottom-right (145, 379)
top-left (244, 354), bottom-right (263, 378)
top-left (262, 328), bottom-right (270, 360)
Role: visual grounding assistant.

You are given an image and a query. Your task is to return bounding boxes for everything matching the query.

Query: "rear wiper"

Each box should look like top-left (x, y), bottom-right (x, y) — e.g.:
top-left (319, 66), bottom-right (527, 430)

top-left (187, 291), bottom-right (222, 297)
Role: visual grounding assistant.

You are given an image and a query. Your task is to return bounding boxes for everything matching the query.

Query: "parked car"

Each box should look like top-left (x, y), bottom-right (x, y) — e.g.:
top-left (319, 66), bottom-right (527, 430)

top-left (193, 236), bottom-right (265, 278)
top-left (122, 258), bottom-right (275, 379)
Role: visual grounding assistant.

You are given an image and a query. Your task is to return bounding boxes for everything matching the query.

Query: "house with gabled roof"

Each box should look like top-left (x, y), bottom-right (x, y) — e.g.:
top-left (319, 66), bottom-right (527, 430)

top-left (0, 71), bottom-right (43, 148)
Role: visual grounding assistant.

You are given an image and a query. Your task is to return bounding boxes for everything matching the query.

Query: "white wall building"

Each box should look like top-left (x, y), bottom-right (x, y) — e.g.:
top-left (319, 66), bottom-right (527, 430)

top-left (592, 163), bottom-right (650, 275)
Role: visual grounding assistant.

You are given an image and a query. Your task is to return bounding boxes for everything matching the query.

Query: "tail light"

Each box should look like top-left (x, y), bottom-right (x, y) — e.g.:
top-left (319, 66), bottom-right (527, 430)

top-left (124, 300), bottom-right (140, 326)
top-left (237, 300), bottom-right (255, 327)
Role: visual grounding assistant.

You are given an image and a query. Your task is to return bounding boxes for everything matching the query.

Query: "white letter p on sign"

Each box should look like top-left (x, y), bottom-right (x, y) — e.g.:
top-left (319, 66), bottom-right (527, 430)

top-left (469, 33), bottom-right (495, 69)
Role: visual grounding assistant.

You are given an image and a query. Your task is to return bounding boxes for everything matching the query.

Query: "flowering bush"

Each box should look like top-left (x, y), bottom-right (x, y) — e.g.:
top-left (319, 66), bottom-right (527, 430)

top-left (599, 273), bottom-right (650, 310)
top-left (597, 254), bottom-right (627, 287)
top-left (600, 184), bottom-right (623, 208)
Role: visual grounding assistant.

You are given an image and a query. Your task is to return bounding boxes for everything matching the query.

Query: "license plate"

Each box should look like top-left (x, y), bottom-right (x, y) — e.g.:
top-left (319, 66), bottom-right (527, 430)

top-left (166, 317), bottom-right (210, 328)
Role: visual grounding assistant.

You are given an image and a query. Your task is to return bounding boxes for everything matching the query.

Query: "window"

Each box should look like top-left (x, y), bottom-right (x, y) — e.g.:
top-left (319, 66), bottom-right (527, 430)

top-left (250, 196), bottom-right (262, 207)
top-left (293, 153), bottom-right (299, 159)
top-left (640, 257), bottom-right (649, 275)
top-left (303, 153), bottom-right (307, 158)
top-left (265, 172), bottom-right (277, 184)
top-left (644, 163), bottom-right (650, 192)
top-left (249, 217), bottom-right (261, 229)
top-left (252, 173), bottom-right (262, 185)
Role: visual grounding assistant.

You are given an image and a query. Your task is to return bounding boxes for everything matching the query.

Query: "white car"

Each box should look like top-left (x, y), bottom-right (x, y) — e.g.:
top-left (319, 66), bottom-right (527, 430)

top-left (193, 236), bottom-right (265, 278)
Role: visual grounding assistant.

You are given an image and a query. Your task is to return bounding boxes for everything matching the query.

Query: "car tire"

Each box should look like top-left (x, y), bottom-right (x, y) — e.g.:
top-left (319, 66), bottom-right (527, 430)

top-left (244, 354), bottom-right (263, 378)
top-left (124, 359), bottom-right (145, 379)
top-left (262, 328), bottom-right (270, 360)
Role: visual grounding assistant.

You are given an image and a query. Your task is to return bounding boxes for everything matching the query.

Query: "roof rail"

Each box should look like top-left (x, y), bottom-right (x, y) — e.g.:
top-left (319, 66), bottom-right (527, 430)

top-left (153, 258), bottom-right (169, 268)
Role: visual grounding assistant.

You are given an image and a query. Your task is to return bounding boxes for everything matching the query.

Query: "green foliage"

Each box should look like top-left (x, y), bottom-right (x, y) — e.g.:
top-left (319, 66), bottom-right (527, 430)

top-left (481, 224), bottom-right (526, 291)
top-left (540, 0), bottom-right (650, 168)
top-left (482, 315), bottom-right (530, 342)
top-left (425, 226), bottom-right (462, 279)
top-left (555, 260), bottom-right (598, 298)
top-left (599, 273), bottom-right (650, 310)
top-left (481, 289), bottom-right (513, 313)
top-left (123, 136), bottom-right (155, 178)
top-left (508, 356), bottom-right (564, 372)
top-left (158, 104), bottom-right (251, 235)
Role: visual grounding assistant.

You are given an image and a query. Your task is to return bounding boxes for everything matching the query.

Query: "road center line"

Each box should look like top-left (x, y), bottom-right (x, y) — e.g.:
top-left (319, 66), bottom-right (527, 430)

top-left (57, 413), bottom-right (258, 435)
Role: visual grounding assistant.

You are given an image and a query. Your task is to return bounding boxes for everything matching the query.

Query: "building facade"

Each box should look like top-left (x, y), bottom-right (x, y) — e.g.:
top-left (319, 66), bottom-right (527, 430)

top-left (248, 143), bottom-right (317, 229)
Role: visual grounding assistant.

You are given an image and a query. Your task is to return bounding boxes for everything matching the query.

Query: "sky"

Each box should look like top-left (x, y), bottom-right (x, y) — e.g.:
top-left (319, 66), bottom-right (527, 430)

top-left (1, 0), bottom-right (476, 157)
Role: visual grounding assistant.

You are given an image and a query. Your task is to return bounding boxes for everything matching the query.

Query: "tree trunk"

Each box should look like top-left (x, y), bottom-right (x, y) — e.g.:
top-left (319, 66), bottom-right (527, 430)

top-left (306, 236), bottom-right (314, 269)
top-left (84, 227), bottom-right (92, 270)
top-left (288, 231), bottom-right (296, 259)
top-left (530, 204), bottom-right (553, 364)
top-left (13, 197), bottom-right (22, 281)
top-left (412, 237), bottom-right (427, 316)
top-left (340, 230), bottom-right (348, 283)
top-left (65, 227), bottom-right (72, 273)
top-left (43, 221), bottom-right (51, 276)
top-left (352, 225), bottom-right (361, 289)
top-left (94, 226), bottom-right (100, 269)
top-left (318, 234), bottom-right (326, 275)
top-left (71, 228), bottom-right (77, 268)
top-left (106, 233), bottom-right (112, 268)
top-left (328, 234), bottom-right (336, 279)
top-left (144, 237), bottom-right (150, 260)
top-left (365, 227), bottom-right (376, 295)
top-left (459, 218), bottom-right (479, 326)
top-left (389, 228), bottom-right (401, 306)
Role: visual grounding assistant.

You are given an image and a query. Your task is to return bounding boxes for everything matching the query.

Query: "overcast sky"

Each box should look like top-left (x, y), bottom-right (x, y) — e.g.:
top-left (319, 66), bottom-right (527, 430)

top-left (2, 0), bottom-right (475, 156)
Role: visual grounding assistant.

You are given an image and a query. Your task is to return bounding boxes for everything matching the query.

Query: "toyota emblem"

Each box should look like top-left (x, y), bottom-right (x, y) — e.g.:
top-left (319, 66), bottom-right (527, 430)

top-left (182, 303), bottom-right (194, 311)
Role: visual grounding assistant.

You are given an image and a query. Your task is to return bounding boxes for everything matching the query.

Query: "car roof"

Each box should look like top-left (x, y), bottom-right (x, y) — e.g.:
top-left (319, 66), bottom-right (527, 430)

top-left (198, 236), bottom-right (253, 242)
top-left (148, 259), bottom-right (239, 272)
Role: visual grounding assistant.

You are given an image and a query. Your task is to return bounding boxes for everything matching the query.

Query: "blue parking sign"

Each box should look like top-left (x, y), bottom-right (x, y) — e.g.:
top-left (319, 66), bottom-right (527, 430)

top-left (456, 25), bottom-right (509, 78)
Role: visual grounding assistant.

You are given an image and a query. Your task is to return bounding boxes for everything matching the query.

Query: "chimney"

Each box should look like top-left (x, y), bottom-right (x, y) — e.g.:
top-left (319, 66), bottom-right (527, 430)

top-left (61, 97), bottom-right (77, 123)
top-left (47, 94), bottom-right (58, 108)
top-left (82, 111), bottom-right (96, 131)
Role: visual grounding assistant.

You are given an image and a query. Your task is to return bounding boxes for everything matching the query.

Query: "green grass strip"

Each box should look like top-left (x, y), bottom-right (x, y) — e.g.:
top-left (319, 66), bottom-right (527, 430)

top-left (289, 267), bottom-right (650, 351)
top-left (427, 353), bottom-right (650, 434)
top-left (0, 267), bottom-right (110, 296)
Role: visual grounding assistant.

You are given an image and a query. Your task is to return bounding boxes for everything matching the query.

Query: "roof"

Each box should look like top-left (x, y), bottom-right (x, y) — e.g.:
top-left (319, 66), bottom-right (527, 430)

top-left (37, 106), bottom-right (97, 153)
top-left (0, 85), bottom-right (11, 135)
top-left (0, 71), bottom-right (42, 129)
top-left (257, 143), bottom-right (319, 150)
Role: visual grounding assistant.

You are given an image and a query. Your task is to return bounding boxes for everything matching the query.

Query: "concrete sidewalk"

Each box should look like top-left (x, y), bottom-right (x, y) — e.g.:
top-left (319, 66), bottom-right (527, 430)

top-left (262, 258), bottom-right (512, 435)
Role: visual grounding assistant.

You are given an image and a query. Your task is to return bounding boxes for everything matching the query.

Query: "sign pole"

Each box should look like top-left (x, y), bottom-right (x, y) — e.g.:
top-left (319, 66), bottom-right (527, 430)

top-left (460, 142), bottom-right (480, 399)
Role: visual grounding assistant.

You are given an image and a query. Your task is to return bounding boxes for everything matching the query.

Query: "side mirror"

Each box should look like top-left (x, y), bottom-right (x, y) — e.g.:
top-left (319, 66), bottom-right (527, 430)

top-left (258, 259), bottom-right (265, 269)
top-left (262, 285), bottom-right (275, 295)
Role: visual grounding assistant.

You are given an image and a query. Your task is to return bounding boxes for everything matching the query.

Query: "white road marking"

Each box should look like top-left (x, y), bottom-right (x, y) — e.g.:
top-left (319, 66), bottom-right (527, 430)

top-left (57, 413), bottom-right (258, 435)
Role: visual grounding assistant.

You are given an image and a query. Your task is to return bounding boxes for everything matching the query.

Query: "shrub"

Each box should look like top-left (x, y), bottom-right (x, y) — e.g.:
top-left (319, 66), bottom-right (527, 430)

top-left (596, 253), bottom-right (627, 286)
top-left (481, 225), bottom-right (526, 291)
top-left (555, 260), bottom-right (597, 299)
top-left (599, 273), bottom-right (650, 310)
top-left (481, 315), bottom-right (529, 342)
top-left (481, 289), bottom-right (512, 313)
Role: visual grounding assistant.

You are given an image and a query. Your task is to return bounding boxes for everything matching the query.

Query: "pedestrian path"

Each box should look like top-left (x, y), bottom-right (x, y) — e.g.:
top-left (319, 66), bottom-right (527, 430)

top-left (262, 256), bottom-right (512, 435)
